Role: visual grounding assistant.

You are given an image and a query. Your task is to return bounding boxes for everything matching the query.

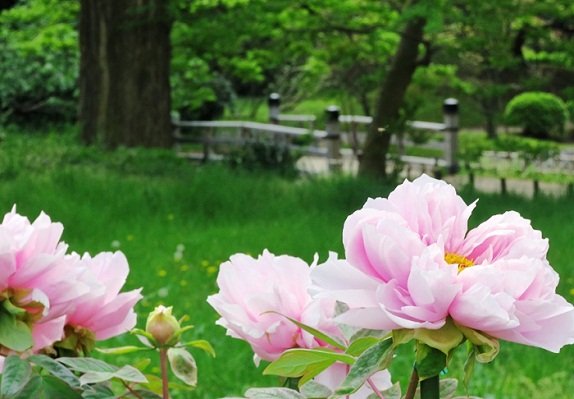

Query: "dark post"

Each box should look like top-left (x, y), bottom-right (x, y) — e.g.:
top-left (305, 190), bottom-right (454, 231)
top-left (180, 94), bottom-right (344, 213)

top-left (443, 98), bottom-right (459, 174)
top-left (326, 105), bottom-right (342, 173)
top-left (268, 93), bottom-right (281, 124)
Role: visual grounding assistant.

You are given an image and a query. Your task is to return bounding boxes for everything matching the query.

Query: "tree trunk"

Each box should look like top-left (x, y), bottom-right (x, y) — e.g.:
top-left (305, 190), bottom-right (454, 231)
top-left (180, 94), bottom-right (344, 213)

top-left (79, 0), bottom-right (172, 148)
top-left (358, 16), bottom-right (427, 179)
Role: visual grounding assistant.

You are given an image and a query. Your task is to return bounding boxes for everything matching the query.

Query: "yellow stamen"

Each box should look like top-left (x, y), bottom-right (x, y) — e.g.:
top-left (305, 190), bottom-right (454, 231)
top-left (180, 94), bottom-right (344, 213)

top-left (444, 252), bottom-right (474, 273)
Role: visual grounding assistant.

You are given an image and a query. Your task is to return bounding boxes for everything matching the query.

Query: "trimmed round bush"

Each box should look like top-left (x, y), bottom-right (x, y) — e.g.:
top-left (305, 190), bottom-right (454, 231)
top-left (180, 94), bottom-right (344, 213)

top-left (504, 92), bottom-right (569, 140)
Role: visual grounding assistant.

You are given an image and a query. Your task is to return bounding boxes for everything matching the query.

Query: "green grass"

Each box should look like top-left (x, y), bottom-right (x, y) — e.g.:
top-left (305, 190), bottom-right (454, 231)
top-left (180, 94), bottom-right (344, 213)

top-left (1, 128), bottom-right (574, 398)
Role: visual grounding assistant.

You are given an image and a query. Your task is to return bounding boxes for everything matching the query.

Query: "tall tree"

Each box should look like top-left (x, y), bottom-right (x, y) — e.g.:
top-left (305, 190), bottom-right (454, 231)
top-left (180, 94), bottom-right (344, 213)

top-left (79, 0), bottom-right (172, 148)
top-left (359, 7), bottom-right (431, 178)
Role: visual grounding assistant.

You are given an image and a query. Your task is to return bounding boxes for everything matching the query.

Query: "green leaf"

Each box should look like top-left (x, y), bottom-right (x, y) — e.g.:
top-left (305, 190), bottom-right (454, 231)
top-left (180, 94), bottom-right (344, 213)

top-left (391, 329), bottom-right (415, 348)
top-left (179, 339), bottom-right (216, 357)
top-left (463, 343), bottom-right (476, 392)
top-left (1, 355), bottom-right (33, 398)
top-left (56, 357), bottom-right (118, 374)
top-left (2, 298), bottom-right (26, 317)
top-left (415, 342), bottom-right (446, 381)
top-left (79, 365), bottom-right (148, 386)
top-left (244, 387), bottom-right (303, 399)
top-left (413, 318), bottom-right (465, 355)
top-left (439, 378), bottom-right (458, 398)
top-left (27, 355), bottom-right (80, 389)
top-left (121, 390), bottom-right (163, 399)
top-left (96, 345), bottom-right (153, 355)
top-left (264, 348), bottom-right (354, 379)
top-left (262, 311), bottom-right (346, 350)
top-left (373, 381), bottom-right (402, 399)
top-left (454, 325), bottom-right (499, 363)
top-left (334, 338), bottom-right (394, 397)
top-left (0, 311), bottom-right (34, 352)
top-left (167, 348), bottom-right (197, 387)
top-left (299, 380), bottom-right (332, 399)
top-left (345, 336), bottom-right (383, 357)
top-left (12, 375), bottom-right (83, 399)
top-left (81, 384), bottom-right (117, 399)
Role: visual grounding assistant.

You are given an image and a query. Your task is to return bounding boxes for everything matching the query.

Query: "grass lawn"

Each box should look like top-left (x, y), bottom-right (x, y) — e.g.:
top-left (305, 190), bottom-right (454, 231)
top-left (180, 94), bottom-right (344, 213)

top-left (1, 128), bottom-right (573, 398)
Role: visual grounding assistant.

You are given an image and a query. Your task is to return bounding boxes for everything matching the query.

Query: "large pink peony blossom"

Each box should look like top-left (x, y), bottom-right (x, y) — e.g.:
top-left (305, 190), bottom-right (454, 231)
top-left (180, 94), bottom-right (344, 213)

top-left (312, 175), bottom-right (574, 352)
top-left (65, 251), bottom-right (142, 341)
top-left (208, 250), bottom-right (392, 396)
top-left (207, 250), bottom-right (341, 363)
top-left (0, 207), bottom-right (141, 359)
top-left (0, 208), bottom-right (91, 353)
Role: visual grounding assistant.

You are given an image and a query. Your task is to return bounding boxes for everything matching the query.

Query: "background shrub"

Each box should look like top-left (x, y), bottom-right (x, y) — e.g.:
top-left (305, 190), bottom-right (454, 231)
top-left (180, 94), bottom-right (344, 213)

top-left (504, 92), bottom-right (569, 140)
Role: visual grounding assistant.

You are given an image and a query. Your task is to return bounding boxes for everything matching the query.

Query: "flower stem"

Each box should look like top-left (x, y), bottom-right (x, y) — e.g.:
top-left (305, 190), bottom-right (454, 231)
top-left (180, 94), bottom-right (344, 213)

top-left (366, 377), bottom-right (386, 399)
top-left (420, 374), bottom-right (439, 399)
top-left (159, 348), bottom-right (170, 399)
top-left (404, 367), bottom-right (419, 399)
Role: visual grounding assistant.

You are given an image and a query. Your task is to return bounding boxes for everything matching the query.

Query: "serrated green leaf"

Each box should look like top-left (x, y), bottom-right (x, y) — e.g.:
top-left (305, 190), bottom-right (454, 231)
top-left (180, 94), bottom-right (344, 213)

top-left (262, 311), bottom-right (346, 350)
top-left (27, 355), bottom-right (80, 389)
top-left (415, 342), bottom-right (446, 381)
top-left (1, 355), bottom-right (33, 398)
top-left (96, 345), bottom-right (153, 355)
top-left (334, 339), bottom-right (394, 397)
top-left (244, 387), bottom-right (303, 399)
top-left (0, 311), bottom-right (34, 352)
top-left (180, 339), bottom-right (216, 357)
top-left (168, 348), bottom-right (197, 387)
top-left (57, 357), bottom-right (117, 373)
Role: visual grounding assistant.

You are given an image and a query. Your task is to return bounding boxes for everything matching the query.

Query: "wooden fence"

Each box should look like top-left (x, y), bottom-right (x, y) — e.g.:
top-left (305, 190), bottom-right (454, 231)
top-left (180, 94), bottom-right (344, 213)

top-left (173, 94), bottom-right (460, 174)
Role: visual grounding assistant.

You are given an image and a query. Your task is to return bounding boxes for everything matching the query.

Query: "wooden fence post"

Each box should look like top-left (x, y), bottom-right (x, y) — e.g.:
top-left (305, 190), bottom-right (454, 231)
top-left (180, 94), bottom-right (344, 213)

top-left (268, 93), bottom-right (280, 124)
top-left (326, 105), bottom-right (342, 173)
top-left (443, 98), bottom-right (459, 174)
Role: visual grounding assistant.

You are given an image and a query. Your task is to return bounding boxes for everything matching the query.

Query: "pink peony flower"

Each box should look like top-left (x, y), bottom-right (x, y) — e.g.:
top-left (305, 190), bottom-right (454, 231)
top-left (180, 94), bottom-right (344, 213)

top-left (65, 251), bottom-right (142, 341)
top-left (0, 208), bottom-right (91, 354)
top-left (208, 250), bottom-right (392, 396)
top-left (207, 250), bottom-right (341, 363)
top-left (312, 175), bottom-right (574, 352)
top-left (0, 207), bottom-right (141, 360)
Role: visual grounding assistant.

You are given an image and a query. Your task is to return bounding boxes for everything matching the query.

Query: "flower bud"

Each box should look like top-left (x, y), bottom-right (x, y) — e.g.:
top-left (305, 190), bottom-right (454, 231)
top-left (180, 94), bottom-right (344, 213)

top-left (145, 305), bottom-right (180, 345)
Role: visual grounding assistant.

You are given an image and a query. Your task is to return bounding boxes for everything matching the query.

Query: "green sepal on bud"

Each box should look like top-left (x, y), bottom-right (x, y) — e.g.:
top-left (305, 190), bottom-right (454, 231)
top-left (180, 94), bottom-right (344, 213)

top-left (145, 305), bottom-right (182, 347)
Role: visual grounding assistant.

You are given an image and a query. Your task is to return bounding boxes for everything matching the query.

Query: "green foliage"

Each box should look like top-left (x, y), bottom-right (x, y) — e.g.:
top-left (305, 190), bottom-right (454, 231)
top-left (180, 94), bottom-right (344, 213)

top-left (504, 92), bottom-right (570, 140)
top-left (0, 0), bottom-right (79, 126)
top-left (0, 355), bottom-right (156, 398)
top-left (225, 139), bottom-right (302, 178)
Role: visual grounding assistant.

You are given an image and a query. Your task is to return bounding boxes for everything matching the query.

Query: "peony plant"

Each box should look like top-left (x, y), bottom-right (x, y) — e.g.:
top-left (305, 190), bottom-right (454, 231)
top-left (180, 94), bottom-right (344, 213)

top-left (0, 207), bottom-right (214, 399)
top-left (209, 175), bottom-right (574, 399)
